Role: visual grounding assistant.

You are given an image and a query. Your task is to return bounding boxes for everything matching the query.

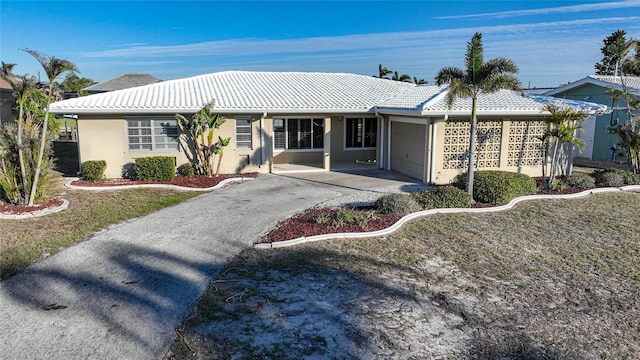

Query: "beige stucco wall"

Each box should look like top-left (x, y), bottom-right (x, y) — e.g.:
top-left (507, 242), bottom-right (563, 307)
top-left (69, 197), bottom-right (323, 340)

top-left (77, 114), bottom-right (268, 178)
top-left (432, 117), bottom-right (545, 184)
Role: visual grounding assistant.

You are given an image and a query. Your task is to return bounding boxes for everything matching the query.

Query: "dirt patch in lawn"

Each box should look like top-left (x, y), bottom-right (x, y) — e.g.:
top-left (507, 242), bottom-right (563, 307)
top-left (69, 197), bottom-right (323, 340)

top-left (168, 192), bottom-right (640, 359)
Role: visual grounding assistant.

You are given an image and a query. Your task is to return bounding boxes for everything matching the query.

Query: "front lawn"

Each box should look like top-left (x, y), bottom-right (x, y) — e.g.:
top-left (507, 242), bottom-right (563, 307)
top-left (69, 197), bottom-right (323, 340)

top-left (169, 191), bottom-right (640, 359)
top-left (0, 176), bottom-right (201, 278)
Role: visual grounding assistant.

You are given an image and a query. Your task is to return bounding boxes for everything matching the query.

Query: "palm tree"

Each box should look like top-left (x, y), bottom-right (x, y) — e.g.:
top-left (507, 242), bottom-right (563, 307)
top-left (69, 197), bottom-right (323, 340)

top-left (413, 77), bottom-right (427, 85)
top-left (1, 62), bottom-right (16, 79)
top-left (435, 32), bottom-right (521, 198)
top-left (540, 104), bottom-right (587, 188)
top-left (378, 64), bottom-right (392, 79)
top-left (22, 49), bottom-right (77, 205)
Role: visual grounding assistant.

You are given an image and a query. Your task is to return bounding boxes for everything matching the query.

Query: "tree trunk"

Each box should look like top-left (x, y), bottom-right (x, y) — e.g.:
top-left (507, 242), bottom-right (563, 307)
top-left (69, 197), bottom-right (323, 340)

top-left (466, 97), bottom-right (478, 199)
top-left (27, 85), bottom-right (52, 206)
top-left (17, 103), bottom-right (28, 205)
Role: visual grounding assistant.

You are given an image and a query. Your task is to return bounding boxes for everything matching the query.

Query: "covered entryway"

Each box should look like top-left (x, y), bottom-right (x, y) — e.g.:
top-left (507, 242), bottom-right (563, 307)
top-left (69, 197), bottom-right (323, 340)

top-left (390, 120), bottom-right (427, 182)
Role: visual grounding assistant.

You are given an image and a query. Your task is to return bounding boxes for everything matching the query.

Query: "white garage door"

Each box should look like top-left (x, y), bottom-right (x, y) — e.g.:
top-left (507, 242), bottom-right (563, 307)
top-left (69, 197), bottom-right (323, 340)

top-left (391, 121), bottom-right (426, 181)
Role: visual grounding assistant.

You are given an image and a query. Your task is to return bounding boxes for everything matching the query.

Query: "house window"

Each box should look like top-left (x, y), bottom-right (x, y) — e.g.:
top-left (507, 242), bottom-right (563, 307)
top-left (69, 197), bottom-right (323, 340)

top-left (127, 118), bottom-right (179, 151)
top-left (346, 118), bottom-right (377, 148)
top-left (235, 117), bottom-right (252, 149)
top-left (273, 118), bottom-right (324, 150)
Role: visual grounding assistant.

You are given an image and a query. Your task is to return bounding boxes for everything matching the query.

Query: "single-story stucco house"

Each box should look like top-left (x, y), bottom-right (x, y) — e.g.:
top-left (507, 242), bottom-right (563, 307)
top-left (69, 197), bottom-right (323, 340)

top-left (49, 71), bottom-right (606, 184)
top-left (545, 75), bottom-right (640, 162)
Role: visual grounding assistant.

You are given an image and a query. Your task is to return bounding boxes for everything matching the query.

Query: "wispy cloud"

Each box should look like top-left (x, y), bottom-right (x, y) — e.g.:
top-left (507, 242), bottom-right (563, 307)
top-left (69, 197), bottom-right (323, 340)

top-left (436, 0), bottom-right (640, 19)
top-left (85, 16), bottom-right (638, 59)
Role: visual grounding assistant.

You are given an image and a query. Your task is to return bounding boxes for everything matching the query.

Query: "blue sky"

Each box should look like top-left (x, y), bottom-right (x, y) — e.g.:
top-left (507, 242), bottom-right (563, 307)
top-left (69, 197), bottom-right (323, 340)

top-left (1, 0), bottom-right (639, 88)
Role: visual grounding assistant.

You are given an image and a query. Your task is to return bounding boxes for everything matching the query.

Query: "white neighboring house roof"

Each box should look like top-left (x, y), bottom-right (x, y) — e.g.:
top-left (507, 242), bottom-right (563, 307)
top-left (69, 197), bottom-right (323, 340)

top-left (50, 70), bottom-right (607, 117)
top-left (51, 71), bottom-right (414, 115)
top-left (545, 75), bottom-right (640, 97)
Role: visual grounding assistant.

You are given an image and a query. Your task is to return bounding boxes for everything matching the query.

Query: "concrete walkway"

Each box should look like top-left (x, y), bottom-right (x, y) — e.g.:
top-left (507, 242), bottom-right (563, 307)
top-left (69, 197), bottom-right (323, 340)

top-left (0, 174), bottom-right (345, 360)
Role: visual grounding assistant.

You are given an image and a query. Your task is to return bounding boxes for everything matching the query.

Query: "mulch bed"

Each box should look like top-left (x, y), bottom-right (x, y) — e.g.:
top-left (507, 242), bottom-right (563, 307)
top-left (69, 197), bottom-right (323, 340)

top-left (69, 173), bottom-right (259, 188)
top-left (259, 208), bottom-right (402, 244)
top-left (260, 184), bottom-right (608, 243)
top-left (0, 198), bottom-right (64, 215)
top-left (0, 174), bottom-right (259, 216)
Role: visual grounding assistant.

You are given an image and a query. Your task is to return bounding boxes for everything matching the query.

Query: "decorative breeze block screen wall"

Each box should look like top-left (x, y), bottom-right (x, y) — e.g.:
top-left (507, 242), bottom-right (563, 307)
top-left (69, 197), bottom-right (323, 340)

top-left (507, 119), bottom-right (545, 167)
top-left (442, 120), bottom-right (502, 169)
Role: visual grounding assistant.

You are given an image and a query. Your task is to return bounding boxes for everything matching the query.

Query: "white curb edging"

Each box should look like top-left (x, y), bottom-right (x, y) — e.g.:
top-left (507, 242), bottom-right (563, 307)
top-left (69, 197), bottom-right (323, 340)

top-left (255, 185), bottom-right (640, 249)
top-left (0, 198), bottom-right (69, 220)
top-left (64, 176), bottom-right (254, 191)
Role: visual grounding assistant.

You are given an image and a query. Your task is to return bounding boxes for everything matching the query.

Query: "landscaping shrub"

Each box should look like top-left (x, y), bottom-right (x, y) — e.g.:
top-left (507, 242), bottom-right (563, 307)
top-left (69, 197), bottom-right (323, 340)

top-left (594, 168), bottom-right (640, 185)
top-left (593, 169), bottom-right (625, 187)
top-left (134, 156), bottom-right (176, 181)
top-left (81, 160), bottom-right (107, 182)
top-left (177, 163), bottom-right (195, 177)
top-left (375, 193), bottom-right (420, 214)
top-left (412, 186), bottom-right (472, 209)
top-left (454, 170), bottom-right (537, 205)
top-left (565, 173), bottom-right (595, 189)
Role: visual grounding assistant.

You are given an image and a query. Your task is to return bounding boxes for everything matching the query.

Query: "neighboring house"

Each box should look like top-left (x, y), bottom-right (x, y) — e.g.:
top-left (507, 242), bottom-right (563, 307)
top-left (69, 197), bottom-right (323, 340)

top-left (82, 73), bottom-right (162, 95)
top-left (0, 77), bottom-right (17, 127)
top-left (545, 75), bottom-right (640, 161)
top-left (49, 71), bottom-right (604, 184)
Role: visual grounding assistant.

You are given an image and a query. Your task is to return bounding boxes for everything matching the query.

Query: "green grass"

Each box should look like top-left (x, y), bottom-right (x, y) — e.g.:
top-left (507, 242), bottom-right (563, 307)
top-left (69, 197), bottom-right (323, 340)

top-left (0, 176), bottom-right (201, 278)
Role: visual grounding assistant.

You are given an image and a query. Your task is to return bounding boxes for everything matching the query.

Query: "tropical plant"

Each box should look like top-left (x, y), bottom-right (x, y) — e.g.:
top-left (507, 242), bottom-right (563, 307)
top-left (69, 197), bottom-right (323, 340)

top-left (435, 32), bottom-right (522, 198)
top-left (22, 49), bottom-right (77, 205)
top-left (1, 61), bottom-right (16, 79)
top-left (0, 119), bottom-right (54, 205)
top-left (378, 64), bottom-right (393, 79)
top-left (175, 101), bottom-right (231, 177)
top-left (617, 117), bottom-right (640, 173)
top-left (60, 73), bottom-right (96, 97)
top-left (413, 77), bottom-right (427, 85)
top-left (539, 104), bottom-right (588, 188)
top-left (1, 75), bottom-right (36, 204)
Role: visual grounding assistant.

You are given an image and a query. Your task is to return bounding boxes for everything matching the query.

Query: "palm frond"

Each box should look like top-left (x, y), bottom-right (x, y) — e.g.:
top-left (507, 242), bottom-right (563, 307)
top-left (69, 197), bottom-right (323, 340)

top-left (435, 67), bottom-right (464, 86)
top-left (465, 33), bottom-right (484, 82)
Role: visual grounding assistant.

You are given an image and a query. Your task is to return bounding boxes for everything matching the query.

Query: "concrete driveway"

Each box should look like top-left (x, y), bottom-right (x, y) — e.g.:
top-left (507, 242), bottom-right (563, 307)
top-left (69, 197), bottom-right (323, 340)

top-left (0, 171), bottom-right (423, 360)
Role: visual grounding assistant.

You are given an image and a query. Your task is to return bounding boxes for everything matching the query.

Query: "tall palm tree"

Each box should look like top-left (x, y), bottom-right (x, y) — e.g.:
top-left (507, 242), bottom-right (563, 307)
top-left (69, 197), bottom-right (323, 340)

top-left (22, 49), bottom-right (77, 205)
top-left (435, 32), bottom-right (521, 198)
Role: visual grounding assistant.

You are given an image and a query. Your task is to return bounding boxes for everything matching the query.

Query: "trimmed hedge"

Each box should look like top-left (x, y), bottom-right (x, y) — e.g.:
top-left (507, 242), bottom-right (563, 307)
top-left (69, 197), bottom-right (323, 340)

top-left (81, 160), bottom-right (107, 182)
top-left (412, 186), bottom-right (472, 209)
top-left (134, 156), bottom-right (176, 181)
top-left (453, 170), bottom-right (537, 205)
top-left (375, 193), bottom-right (420, 214)
top-left (177, 163), bottom-right (195, 177)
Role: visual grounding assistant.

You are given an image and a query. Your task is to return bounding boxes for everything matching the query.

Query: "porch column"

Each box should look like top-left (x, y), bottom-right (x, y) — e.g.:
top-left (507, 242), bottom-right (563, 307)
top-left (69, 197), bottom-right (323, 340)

top-left (323, 117), bottom-right (331, 171)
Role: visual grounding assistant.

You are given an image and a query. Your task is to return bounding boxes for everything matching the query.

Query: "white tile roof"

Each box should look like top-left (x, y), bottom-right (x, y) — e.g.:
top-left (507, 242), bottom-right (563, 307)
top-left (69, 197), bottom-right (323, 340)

top-left (51, 71), bottom-right (414, 114)
top-left (589, 75), bottom-right (640, 92)
top-left (50, 70), bottom-right (605, 117)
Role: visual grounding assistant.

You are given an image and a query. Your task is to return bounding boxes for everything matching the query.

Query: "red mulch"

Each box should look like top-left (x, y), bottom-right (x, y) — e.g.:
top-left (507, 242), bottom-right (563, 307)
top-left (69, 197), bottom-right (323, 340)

top-left (70, 173), bottom-right (258, 189)
top-left (260, 184), bottom-right (606, 243)
top-left (0, 174), bottom-right (258, 216)
top-left (258, 208), bottom-right (402, 244)
top-left (0, 197), bottom-right (64, 215)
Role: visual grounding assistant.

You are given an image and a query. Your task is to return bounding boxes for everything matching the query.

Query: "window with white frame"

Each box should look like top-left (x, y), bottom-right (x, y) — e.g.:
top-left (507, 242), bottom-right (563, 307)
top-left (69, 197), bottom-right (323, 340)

top-left (346, 117), bottom-right (377, 148)
top-left (235, 117), bottom-right (252, 149)
top-left (273, 118), bottom-right (324, 150)
top-left (127, 118), bottom-right (179, 151)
